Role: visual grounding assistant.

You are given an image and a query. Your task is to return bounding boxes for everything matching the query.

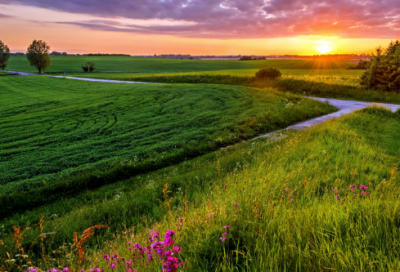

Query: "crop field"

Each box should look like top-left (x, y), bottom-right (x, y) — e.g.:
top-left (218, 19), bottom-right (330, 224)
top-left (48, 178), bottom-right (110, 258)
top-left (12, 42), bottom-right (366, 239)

top-left (0, 76), bottom-right (336, 216)
top-left (6, 56), bottom-right (358, 75)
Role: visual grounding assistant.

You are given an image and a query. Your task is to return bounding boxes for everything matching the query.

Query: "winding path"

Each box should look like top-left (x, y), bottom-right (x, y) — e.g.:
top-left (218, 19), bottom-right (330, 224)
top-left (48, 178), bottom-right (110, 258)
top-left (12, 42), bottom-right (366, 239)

top-left (0, 70), bottom-right (155, 84)
top-left (254, 97), bottom-right (400, 139)
top-left (2, 70), bottom-right (399, 136)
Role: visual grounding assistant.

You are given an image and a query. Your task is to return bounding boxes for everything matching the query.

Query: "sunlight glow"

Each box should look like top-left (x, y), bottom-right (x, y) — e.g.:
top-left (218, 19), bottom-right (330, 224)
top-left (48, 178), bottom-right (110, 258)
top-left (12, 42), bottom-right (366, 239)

top-left (315, 39), bottom-right (334, 54)
top-left (316, 44), bottom-right (332, 54)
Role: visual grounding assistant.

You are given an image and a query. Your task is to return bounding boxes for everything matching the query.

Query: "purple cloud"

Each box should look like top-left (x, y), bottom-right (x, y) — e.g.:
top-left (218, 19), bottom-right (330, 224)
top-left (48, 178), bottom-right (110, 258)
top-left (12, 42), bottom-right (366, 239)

top-left (1, 0), bottom-right (400, 39)
top-left (0, 13), bottom-right (13, 18)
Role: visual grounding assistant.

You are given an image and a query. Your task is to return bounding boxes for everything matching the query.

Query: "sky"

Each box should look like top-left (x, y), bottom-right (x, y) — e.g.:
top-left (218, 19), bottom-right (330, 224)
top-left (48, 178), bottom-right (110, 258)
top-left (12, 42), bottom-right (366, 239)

top-left (0, 0), bottom-right (399, 55)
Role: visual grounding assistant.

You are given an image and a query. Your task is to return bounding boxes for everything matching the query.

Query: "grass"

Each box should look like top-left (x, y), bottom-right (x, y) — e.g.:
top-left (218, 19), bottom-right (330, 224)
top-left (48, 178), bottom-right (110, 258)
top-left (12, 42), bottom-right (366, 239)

top-left (6, 56), bottom-right (357, 74)
top-left (112, 74), bottom-right (400, 104)
top-left (7, 56), bottom-right (391, 104)
top-left (3, 55), bottom-right (400, 271)
top-left (0, 76), bottom-right (335, 218)
top-left (2, 107), bottom-right (400, 271)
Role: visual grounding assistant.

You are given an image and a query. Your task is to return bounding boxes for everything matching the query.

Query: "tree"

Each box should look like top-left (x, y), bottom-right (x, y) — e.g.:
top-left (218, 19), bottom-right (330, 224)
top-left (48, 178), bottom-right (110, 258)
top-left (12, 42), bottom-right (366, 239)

top-left (26, 40), bottom-right (51, 74)
top-left (0, 40), bottom-right (10, 70)
top-left (82, 62), bottom-right (95, 72)
top-left (255, 67), bottom-right (282, 80)
top-left (361, 41), bottom-right (400, 91)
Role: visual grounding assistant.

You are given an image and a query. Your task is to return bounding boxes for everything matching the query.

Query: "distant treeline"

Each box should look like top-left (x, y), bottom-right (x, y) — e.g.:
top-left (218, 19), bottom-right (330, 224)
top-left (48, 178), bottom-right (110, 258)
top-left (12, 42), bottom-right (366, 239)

top-left (84, 53), bottom-right (131, 57)
top-left (240, 56), bottom-right (266, 61)
top-left (10, 52), bottom-right (131, 57)
top-left (50, 51), bottom-right (68, 56)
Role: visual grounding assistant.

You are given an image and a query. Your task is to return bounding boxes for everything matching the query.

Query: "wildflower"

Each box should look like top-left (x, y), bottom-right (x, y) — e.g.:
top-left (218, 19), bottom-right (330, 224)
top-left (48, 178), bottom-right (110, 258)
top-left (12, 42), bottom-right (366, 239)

top-left (335, 195), bottom-right (340, 201)
top-left (333, 188), bottom-right (338, 193)
top-left (350, 184), bottom-right (357, 191)
top-left (288, 194), bottom-right (291, 197)
top-left (360, 185), bottom-right (369, 190)
top-left (224, 226), bottom-right (230, 231)
top-left (103, 254), bottom-right (110, 261)
top-left (165, 230), bottom-right (176, 239)
top-left (148, 230), bottom-right (160, 243)
top-left (111, 264), bottom-right (116, 270)
top-left (234, 203), bottom-right (239, 208)
top-left (151, 241), bottom-right (165, 259)
top-left (112, 254), bottom-right (119, 260)
top-left (291, 199), bottom-right (294, 202)
top-left (162, 256), bottom-right (179, 272)
top-left (219, 237), bottom-right (227, 243)
top-left (164, 231), bottom-right (175, 247)
top-left (179, 218), bottom-right (184, 223)
top-left (172, 246), bottom-right (181, 253)
top-left (125, 260), bottom-right (132, 269)
top-left (128, 241), bottom-right (132, 246)
top-left (285, 188), bottom-right (290, 192)
top-left (342, 198), bottom-right (345, 202)
top-left (63, 268), bottom-right (69, 272)
top-left (222, 232), bottom-right (228, 236)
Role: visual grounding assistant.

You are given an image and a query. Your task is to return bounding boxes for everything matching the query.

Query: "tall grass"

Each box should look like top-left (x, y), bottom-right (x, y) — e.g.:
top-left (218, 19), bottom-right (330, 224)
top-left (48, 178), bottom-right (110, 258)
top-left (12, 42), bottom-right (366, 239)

top-left (2, 107), bottom-right (400, 271)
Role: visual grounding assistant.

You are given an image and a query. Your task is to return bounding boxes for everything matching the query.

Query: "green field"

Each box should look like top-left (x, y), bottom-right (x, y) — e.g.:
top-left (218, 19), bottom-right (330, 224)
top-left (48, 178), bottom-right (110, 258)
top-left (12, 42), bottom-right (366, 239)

top-left (0, 76), bottom-right (335, 217)
top-left (2, 56), bottom-right (400, 272)
top-left (3, 106), bottom-right (400, 271)
top-left (6, 56), bottom-right (358, 75)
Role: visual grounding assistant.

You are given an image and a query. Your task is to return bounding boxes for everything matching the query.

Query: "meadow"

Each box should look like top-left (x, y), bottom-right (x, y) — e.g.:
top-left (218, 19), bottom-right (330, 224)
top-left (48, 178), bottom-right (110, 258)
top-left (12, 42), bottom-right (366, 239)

top-left (6, 56), bottom-right (358, 75)
top-left (9, 56), bottom-right (394, 103)
top-left (2, 106), bottom-right (400, 271)
top-left (0, 75), bottom-right (335, 218)
top-left (2, 56), bottom-right (400, 271)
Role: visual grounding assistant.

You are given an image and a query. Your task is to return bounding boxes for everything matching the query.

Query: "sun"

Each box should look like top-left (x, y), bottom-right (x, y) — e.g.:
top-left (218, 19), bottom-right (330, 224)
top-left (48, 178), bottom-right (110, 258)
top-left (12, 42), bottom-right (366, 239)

top-left (314, 39), bottom-right (333, 54)
top-left (316, 44), bottom-right (332, 54)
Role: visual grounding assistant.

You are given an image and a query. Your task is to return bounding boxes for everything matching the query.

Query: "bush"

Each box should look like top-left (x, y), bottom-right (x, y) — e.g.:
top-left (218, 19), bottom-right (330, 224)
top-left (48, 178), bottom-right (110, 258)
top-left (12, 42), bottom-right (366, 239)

top-left (347, 59), bottom-right (369, 70)
top-left (255, 67), bottom-right (282, 80)
top-left (82, 62), bottom-right (95, 72)
top-left (240, 56), bottom-right (252, 61)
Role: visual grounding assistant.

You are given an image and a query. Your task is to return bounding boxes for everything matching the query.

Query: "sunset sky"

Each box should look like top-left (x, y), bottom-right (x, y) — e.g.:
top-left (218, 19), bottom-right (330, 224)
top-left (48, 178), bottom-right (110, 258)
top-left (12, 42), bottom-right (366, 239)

top-left (0, 0), bottom-right (399, 55)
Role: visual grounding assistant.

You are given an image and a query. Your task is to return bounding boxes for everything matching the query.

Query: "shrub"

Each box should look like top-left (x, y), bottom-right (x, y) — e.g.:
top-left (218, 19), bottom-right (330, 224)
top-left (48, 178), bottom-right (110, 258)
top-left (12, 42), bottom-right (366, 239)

top-left (82, 62), bottom-right (95, 72)
top-left (255, 67), bottom-right (282, 80)
top-left (347, 59), bottom-right (369, 70)
top-left (240, 56), bottom-right (252, 61)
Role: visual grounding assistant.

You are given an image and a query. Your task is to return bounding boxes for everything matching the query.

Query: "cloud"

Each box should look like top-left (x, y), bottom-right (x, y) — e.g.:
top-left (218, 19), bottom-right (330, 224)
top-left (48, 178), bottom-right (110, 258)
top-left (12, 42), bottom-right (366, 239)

top-left (2, 0), bottom-right (400, 39)
top-left (0, 13), bottom-right (13, 18)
